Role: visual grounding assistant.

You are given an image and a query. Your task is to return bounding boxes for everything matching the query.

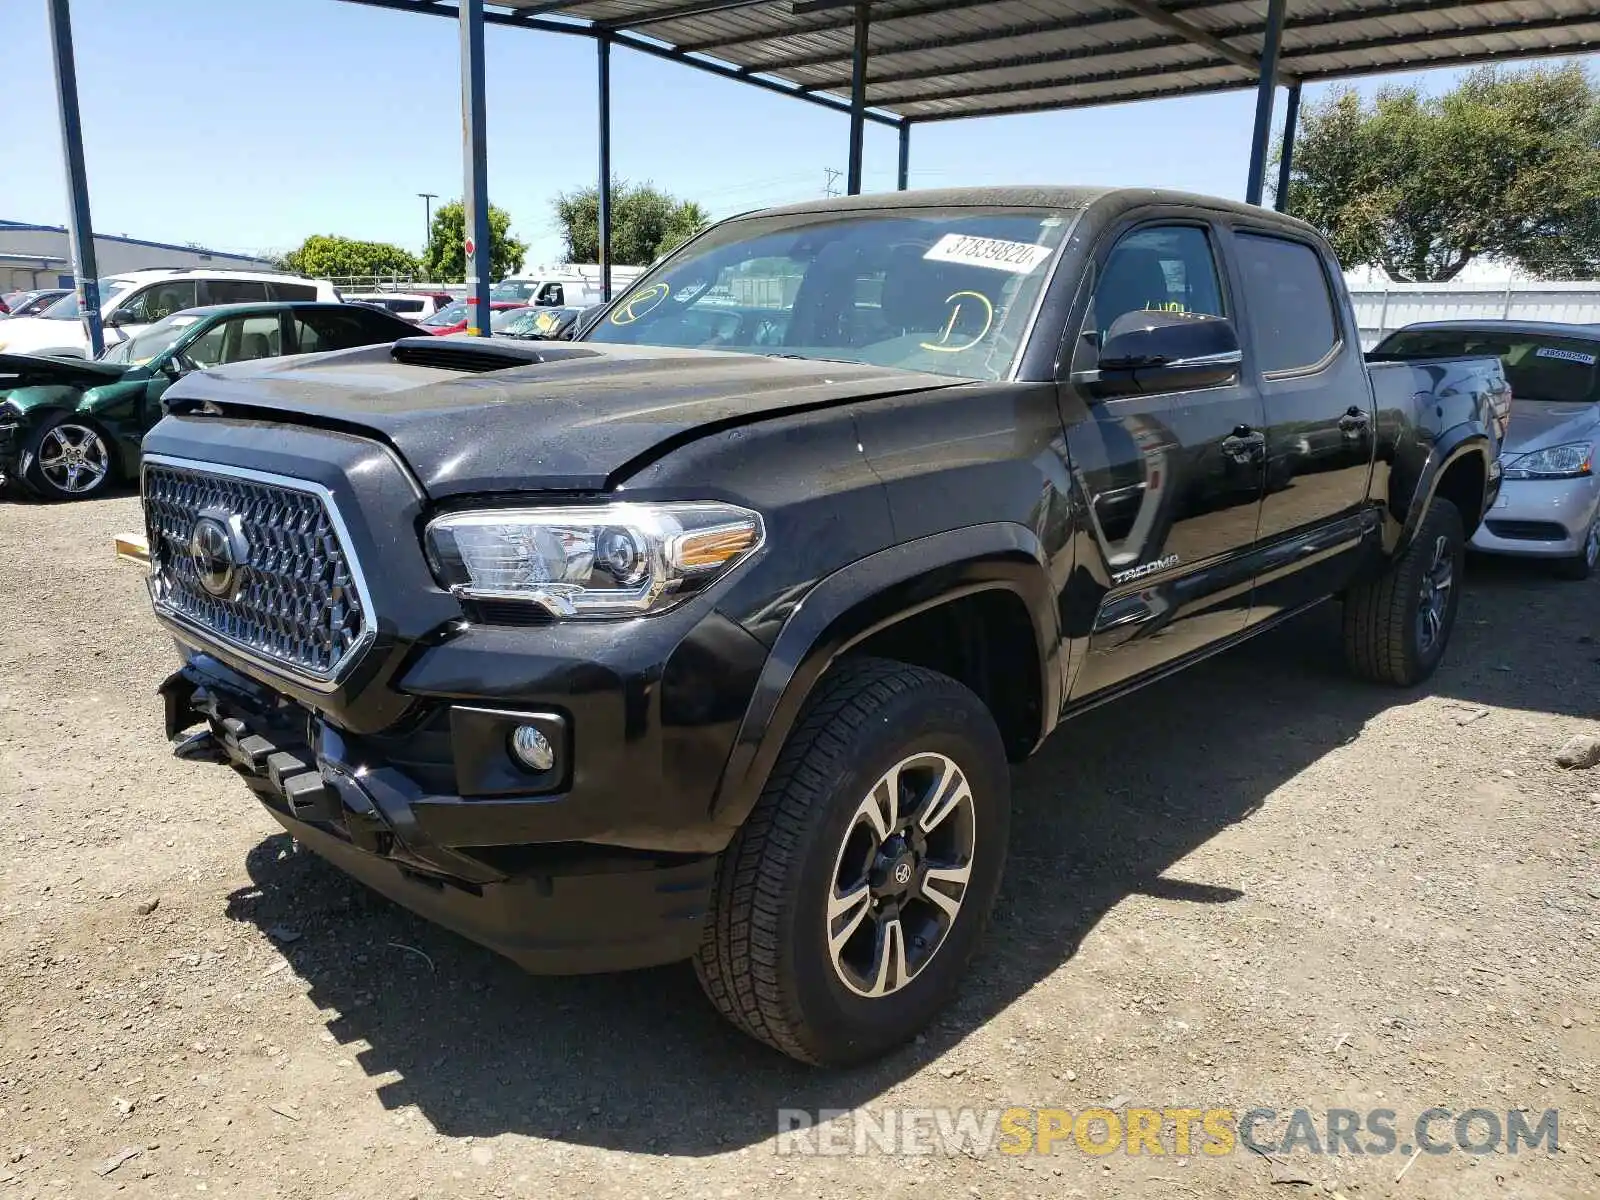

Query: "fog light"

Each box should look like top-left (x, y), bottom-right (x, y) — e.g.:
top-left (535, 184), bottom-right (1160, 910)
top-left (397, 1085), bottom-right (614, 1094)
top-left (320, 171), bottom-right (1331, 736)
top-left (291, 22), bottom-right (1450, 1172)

top-left (509, 724), bottom-right (556, 772)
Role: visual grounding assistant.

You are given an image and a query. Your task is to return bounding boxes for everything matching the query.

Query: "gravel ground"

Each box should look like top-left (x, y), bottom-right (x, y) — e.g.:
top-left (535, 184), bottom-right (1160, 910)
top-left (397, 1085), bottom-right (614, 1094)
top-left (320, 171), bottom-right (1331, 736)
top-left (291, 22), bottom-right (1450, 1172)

top-left (1, 491), bottom-right (1597, 1200)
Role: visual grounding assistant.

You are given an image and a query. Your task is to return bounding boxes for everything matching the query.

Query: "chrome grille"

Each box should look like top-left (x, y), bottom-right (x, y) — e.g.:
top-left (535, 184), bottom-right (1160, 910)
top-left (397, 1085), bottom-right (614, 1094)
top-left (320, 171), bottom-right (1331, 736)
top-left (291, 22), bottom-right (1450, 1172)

top-left (143, 461), bottom-right (370, 682)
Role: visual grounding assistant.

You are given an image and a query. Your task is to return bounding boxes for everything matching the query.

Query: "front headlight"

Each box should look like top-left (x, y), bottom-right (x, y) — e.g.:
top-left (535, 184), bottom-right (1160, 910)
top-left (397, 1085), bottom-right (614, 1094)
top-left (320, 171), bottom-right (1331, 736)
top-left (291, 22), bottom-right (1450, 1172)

top-left (1503, 442), bottom-right (1594, 480)
top-left (425, 501), bottom-right (764, 617)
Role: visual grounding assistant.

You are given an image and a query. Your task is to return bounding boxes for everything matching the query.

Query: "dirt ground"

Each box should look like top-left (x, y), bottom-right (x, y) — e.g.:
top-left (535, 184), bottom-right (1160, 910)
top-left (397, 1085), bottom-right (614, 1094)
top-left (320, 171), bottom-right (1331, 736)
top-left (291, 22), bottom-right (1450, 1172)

top-left (1, 491), bottom-right (1596, 1200)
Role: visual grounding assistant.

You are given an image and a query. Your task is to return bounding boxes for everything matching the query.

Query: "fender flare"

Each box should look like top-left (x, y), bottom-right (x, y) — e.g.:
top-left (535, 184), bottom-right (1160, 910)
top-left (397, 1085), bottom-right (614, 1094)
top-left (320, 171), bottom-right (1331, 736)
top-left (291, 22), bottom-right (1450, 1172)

top-left (707, 522), bottom-right (1062, 835)
top-left (1388, 426), bottom-right (1493, 558)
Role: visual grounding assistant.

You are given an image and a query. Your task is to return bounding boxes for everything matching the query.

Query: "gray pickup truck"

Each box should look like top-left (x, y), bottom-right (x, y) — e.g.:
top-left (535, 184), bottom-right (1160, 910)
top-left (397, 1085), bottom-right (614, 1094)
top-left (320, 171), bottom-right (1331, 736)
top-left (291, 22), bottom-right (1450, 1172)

top-left (144, 187), bottom-right (1509, 1064)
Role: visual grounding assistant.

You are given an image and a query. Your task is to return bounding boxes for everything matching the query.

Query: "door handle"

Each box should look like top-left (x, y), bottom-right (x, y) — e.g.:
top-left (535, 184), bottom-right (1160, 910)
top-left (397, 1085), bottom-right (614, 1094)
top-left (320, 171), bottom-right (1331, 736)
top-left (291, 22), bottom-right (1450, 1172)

top-left (1338, 406), bottom-right (1370, 433)
top-left (1221, 427), bottom-right (1266, 463)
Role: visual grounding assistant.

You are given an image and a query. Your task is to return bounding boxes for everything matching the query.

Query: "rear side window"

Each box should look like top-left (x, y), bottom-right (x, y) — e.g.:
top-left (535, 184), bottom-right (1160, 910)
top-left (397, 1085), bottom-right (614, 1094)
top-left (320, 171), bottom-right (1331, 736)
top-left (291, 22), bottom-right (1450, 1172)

top-left (295, 307), bottom-right (409, 353)
top-left (1234, 233), bottom-right (1339, 373)
top-left (269, 282), bottom-right (319, 302)
top-left (203, 279), bottom-right (270, 304)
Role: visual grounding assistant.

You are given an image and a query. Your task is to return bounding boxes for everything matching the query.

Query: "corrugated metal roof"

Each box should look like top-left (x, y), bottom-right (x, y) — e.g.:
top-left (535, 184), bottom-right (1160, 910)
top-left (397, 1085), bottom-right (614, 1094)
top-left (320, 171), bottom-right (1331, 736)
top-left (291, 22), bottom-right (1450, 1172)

top-left (488, 0), bottom-right (1600, 121)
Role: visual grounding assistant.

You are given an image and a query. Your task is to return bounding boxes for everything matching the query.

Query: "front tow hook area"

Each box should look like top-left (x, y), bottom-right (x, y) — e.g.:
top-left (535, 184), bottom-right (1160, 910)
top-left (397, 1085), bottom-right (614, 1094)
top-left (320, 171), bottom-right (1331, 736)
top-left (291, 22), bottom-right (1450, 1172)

top-left (160, 670), bottom-right (344, 825)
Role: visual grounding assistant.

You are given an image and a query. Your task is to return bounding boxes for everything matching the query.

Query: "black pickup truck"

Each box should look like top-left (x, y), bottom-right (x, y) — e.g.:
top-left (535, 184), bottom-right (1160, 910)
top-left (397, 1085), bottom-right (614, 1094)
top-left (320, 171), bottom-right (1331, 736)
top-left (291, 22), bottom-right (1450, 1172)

top-left (142, 187), bottom-right (1508, 1066)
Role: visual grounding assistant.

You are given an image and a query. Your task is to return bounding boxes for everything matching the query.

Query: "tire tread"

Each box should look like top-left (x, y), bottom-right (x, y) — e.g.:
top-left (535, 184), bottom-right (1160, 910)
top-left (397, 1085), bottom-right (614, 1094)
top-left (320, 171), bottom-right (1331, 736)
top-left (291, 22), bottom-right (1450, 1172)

top-left (694, 657), bottom-right (954, 1064)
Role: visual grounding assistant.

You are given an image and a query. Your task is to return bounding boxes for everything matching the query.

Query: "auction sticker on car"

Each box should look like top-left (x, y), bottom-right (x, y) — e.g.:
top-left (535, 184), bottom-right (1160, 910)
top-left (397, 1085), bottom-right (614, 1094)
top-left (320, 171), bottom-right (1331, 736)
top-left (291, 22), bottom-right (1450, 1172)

top-left (924, 234), bottom-right (1053, 275)
top-left (1534, 346), bottom-right (1597, 366)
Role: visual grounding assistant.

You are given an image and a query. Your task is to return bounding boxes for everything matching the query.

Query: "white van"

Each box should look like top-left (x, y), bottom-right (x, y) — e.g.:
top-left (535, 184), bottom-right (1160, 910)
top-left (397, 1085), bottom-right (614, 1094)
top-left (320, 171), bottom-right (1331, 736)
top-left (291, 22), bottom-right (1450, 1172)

top-left (492, 264), bottom-right (646, 308)
top-left (0, 268), bottom-right (340, 358)
top-left (341, 292), bottom-right (453, 321)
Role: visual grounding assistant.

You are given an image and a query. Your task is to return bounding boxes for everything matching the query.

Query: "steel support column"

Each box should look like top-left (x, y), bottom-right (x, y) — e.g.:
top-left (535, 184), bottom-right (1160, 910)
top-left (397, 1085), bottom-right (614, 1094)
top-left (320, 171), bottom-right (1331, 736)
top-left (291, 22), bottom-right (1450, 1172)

top-left (1273, 81), bottom-right (1301, 212)
top-left (460, 0), bottom-right (493, 336)
top-left (897, 120), bottom-right (910, 190)
top-left (45, 0), bottom-right (102, 357)
top-left (1244, 0), bottom-right (1287, 206)
top-left (597, 34), bottom-right (613, 300)
top-left (845, 3), bottom-right (869, 195)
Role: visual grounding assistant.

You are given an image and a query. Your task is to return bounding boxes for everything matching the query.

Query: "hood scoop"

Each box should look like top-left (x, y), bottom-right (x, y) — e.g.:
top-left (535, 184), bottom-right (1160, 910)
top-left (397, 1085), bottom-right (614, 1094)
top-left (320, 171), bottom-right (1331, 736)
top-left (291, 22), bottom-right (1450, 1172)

top-left (389, 336), bottom-right (600, 373)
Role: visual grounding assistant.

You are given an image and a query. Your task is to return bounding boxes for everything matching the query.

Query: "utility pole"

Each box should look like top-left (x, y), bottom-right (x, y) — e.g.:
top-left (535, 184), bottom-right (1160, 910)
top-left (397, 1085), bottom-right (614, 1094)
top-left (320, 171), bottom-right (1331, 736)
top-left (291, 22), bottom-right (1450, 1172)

top-left (418, 192), bottom-right (438, 259)
top-left (823, 168), bottom-right (842, 198)
top-left (46, 0), bottom-right (102, 357)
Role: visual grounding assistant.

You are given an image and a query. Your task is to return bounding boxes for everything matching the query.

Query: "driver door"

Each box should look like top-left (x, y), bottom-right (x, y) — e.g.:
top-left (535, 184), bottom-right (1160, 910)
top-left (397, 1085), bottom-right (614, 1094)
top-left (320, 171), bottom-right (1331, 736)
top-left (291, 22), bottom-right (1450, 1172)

top-left (1060, 219), bottom-right (1267, 701)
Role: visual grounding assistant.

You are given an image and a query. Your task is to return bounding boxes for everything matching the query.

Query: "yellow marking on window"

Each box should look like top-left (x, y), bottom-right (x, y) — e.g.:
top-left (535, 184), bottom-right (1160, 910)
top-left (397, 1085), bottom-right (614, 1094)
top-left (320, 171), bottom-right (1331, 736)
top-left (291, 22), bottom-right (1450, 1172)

top-left (918, 290), bottom-right (994, 354)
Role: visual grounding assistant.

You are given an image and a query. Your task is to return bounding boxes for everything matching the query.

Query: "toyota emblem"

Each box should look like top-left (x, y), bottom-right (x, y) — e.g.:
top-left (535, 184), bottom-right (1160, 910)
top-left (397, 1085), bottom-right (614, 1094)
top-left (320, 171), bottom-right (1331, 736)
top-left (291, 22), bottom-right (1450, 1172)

top-left (188, 509), bottom-right (249, 600)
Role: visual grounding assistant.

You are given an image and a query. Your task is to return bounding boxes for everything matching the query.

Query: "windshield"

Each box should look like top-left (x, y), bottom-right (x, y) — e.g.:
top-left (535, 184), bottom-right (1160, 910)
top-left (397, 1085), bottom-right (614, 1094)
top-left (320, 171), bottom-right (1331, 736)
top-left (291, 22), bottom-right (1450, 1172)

top-left (491, 280), bottom-right (537, 302)
top-left (41, 277), bottom-right (138, 320)
top-left (490, 307), bottom-right (536, 333)
top-left (1379, 328), bottom-right (1600, 404)
top-left (420, 300), bottom-right (466, 328)
top-left (116, 312), bottom-right (204, 366)
top-left (581, 207), bottom-right (1072, 381)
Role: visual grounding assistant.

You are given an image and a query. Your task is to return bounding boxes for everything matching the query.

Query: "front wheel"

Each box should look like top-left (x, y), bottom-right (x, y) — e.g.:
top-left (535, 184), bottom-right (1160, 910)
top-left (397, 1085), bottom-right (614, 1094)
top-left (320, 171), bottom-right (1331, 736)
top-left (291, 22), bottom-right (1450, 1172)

top-left (20, 414), bottom-right (118, 501)
top-left (1342, 496), bottom-right (1465, 686)
top-left (694, 658), bottom-right (1010, 1066)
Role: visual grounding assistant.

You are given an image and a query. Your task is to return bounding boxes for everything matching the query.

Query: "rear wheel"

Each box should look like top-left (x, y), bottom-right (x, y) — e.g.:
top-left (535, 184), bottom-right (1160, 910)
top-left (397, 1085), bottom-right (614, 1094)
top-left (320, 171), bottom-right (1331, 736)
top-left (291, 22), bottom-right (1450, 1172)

top-left (1554, 513), bottom-right (1599, 581)
top-left (1343, 496), bottom-right (1465, 686)
top-left (21, 414), bottom-right (117, 501)
top-left (694, 657), bottom-right (1010, 1065)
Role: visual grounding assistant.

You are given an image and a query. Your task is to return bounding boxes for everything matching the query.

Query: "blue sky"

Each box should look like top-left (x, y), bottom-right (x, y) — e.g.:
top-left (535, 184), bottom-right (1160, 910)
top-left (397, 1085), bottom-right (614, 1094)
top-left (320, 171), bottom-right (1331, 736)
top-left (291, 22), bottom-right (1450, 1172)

top-left (4, 0), bottom-right (1593, 265)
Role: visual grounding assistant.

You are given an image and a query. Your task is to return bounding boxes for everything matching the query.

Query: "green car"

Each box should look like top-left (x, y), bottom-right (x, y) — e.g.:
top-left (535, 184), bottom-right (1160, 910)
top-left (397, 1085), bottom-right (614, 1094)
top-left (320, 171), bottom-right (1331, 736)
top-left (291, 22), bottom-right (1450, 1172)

top-left (0, 301), bottom-right (418, 500)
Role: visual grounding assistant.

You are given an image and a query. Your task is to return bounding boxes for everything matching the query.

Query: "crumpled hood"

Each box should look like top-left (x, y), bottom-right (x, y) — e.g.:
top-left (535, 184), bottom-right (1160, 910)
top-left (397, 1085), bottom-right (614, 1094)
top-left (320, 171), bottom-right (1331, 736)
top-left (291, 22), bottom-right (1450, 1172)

top-left (159, 340), bottom-right (966, 496)
top-left (1503, 399), bottom-right (1600, 455)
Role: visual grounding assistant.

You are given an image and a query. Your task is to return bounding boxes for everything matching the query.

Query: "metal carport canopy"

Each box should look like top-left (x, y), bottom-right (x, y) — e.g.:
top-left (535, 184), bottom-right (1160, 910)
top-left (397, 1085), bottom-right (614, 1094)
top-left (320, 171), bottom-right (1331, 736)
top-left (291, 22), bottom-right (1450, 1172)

top-left (482, 0), bottom-right (1600, 122)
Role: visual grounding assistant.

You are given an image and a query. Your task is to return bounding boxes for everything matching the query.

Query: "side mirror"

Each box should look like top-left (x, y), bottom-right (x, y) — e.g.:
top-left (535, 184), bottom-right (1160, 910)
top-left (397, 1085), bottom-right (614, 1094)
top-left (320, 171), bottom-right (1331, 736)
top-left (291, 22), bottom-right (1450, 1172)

top-left (105, 308), bottom-right (136, 328)
top-left (1076, 310), bottom-right (1241, 398)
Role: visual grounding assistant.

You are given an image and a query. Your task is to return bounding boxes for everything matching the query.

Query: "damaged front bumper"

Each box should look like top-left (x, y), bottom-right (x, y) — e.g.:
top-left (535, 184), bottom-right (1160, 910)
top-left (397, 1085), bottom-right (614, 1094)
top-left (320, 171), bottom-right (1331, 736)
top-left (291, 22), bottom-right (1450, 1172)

top-left (161, 655), bottom-right (717, 974)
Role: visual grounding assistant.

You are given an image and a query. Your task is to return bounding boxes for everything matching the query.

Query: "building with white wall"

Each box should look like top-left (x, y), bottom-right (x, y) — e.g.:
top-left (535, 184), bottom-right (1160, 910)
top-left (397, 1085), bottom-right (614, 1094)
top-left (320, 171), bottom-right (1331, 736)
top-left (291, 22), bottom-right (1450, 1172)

top-left (0, 219), bottom-right (276, 294)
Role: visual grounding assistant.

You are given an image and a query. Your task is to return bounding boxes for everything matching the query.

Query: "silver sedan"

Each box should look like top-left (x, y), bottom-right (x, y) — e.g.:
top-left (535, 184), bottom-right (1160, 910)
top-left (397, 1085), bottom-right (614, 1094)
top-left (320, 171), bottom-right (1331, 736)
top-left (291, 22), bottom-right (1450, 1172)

top-left (1375, 321), bottom-right (1600, 580)
top-left (1474, 396), bottom-right (1599, 578)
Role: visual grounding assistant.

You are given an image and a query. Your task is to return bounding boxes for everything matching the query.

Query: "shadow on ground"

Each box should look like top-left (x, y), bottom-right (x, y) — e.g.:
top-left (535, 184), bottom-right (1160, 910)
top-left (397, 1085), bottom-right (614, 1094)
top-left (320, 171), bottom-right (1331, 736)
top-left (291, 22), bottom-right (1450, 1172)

top-left (224, 560), bottom-right (1595, 1155)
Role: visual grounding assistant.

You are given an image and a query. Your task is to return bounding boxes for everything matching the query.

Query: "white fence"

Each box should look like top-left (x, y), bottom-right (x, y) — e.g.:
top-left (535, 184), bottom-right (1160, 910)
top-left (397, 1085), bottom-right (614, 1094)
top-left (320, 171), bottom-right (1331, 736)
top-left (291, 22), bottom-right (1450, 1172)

top-left (1349, 280), bottom-right (1600, 349)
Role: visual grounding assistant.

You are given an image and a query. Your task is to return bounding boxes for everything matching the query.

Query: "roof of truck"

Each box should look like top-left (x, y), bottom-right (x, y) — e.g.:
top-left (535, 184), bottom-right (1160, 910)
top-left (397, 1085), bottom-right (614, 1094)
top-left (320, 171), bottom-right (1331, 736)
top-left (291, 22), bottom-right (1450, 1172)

top-left (745, 185), bottom-right (1319, 229)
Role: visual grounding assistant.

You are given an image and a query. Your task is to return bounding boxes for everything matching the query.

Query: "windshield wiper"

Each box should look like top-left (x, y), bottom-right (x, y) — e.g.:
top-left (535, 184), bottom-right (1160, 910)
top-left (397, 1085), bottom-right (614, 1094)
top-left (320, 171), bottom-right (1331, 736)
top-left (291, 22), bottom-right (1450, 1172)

top-left (765, 352), bottom-right (866, 365)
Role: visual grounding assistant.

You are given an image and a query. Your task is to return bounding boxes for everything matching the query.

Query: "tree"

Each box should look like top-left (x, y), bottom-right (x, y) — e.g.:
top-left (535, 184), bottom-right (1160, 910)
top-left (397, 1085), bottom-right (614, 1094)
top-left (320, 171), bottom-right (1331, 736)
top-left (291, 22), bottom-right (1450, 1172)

top-left (554, 181), bottom-right (710, 266)
top-left (421, 200), bottom-right (528, 282)
top-left (281, 235), bottom-right (420, 280)
top-left (1279, 64), bottom-right (1600, 281)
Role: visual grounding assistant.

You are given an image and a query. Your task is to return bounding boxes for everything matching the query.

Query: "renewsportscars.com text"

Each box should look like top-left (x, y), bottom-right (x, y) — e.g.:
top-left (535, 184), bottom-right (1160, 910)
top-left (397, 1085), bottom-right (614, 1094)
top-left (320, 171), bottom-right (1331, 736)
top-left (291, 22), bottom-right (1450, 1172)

top-left (775, 1106), bottom-right (1558, 1159)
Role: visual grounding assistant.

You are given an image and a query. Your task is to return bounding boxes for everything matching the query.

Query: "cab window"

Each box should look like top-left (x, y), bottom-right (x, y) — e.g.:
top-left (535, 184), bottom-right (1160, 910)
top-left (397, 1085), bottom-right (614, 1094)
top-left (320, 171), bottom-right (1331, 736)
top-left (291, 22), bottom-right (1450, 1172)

top-left (183, 314), bottom-right (283, 368)
top-left (1086, 225), bottom-right (1225, 345)
top-left (117, 280), bottom-right (199, 325)
top-left (1233, 233), bottom-right (1339, 373)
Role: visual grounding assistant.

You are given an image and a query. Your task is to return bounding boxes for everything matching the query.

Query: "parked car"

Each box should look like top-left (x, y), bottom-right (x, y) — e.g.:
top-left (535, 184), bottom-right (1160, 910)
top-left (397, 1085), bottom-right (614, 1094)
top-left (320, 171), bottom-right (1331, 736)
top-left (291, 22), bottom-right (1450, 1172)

top-left (1374, 320), bottom-right (1599, 579)
top-left (1, 289), bottom-right (72, 319)
top-left (341, 292), bottom-right (454, 322)
top-left (492, 267), bottom-right (644, 307)
top-left (491, 305), bottom-right (582, 340)
top-left (0, 270), bottom-right (340, 359)
top-left (141, 187), bottom-right (1506, 1066)
top-left (416, 298), bottom-right (523, 335)
top-left (0, 301), bottom-right (416, 500)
